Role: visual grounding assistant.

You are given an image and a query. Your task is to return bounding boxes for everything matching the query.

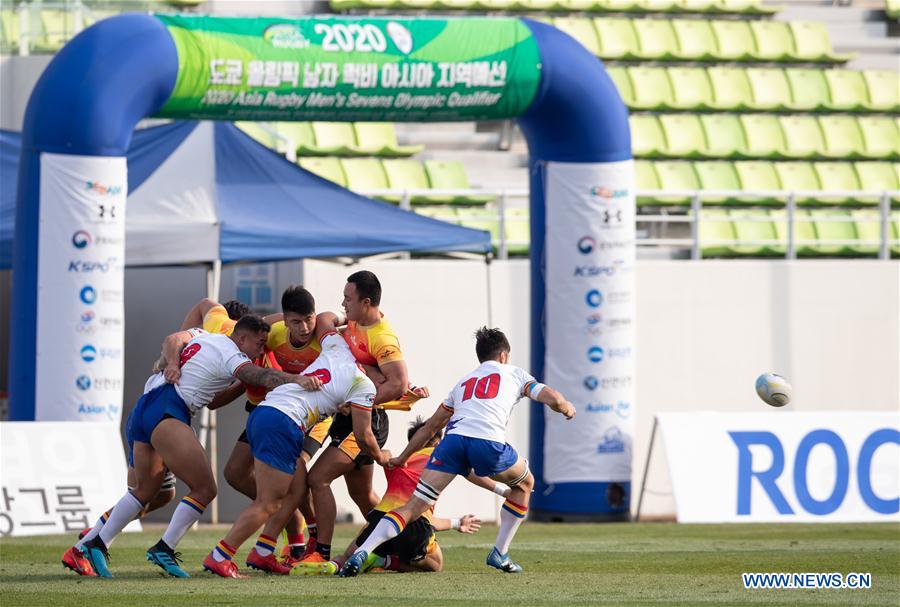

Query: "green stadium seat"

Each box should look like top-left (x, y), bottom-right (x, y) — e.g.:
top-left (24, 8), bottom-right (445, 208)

top-left (699, 209), bottom-right (737, 257)
top-left (862, 70), bottom-right (900, 112)
top-left (478, 0), bottom-right (521, 9)
top-left (778, 115), bottom-right (825, 159)
top-left (381, 159), bottom-right (436, 204)
top-left (606, 66), bottom-right (634, 107)
top-left (330, 0), bottom-right (366, 9)
top-left (848, 209), bottom-right (883, 256)
top-left (1, 9), bottom-right (20, 53)
top-left (746, 68), bottom-right (792, 111)
top-left (505, 208), bottom-right (530, 256)
top-left (748, 20), bottom-right (795, 62)
top-left (813, 161), bottom-right (861, 205)
top-left (854, 161), bottom-right (900, 205)
top-left (707, 67), bottom-right (754, 111)
top-left (817, 115), bottom-right (866, 159)
top-left (734, 161), bottom-right (783, 206)
top-left (423, 159), bottom-right (495, 205)
top-left (341, 158), bottom-right (391, 198)
top-left (630, 115), bottom-right (667, 157)
top-left (553, 18), bottom-right (601, 56)
top-left (235, 122), bottom-right (285, 152)
top-left (789, 21), bottom-right (853, 63)
top-left (728, 209), bottom-right (783, 256)
top-left (653, 160), bottom-right (700, 205)
top-left (35, 9), bottom-right (75, 52)
top-left (457, 208), bottom-right (501, 249)
top-left (519, 0), bottom-right (561, 10)
top-left (718, 0), bottom-right (779, 14)
top-left (824, 70), bottom-right (869, 112)
top-left (307, 122), bottom-right (358, 156)
top-left (637, 0), bottom-right (680, 12)
top-left (627, 66), bottom-right (674, 110)
top-left (353, 123), bottom-right (423, 157)
top-left (601, 0), bottom-right (643, 11)
top-left (558, 0), bottom-right (603, 10)
top-left (856, 116), bottom-right (900, 160)
top-left (773, 162), bottom-right (821, 206)
top-left (632, 19), bottom-right (679, 60)
top-left (710, 20), bottom-right (757, 61)
top-left (634, 160), bottom-right (661, 206)
top-left (272, 122), bottom-right (316, 154)
top-left (700, 115), bottom-right (747, 159)
top-left (592, 18), bottom-right (641, 60)
top-left (298, 157), bottom-right (347, 187)
top-left (694, 161), bottom-right (743, 204)
top-left (809, 210), bottom-right (858, 256)
top-left (740, 114), bottom-right (787, 159)
top-left (678, 0), bottom-right (719, 13)
top-left (771, 209), bottom-right (818, 256)
top-left (667, 67), bottom-right (715, 110)
top-left (888, 0), bottom-right (900, 19)
top-left (784, 68), bottom-right (831, 112)
top-left (671, 19), bottom-right (719, 61)
top-left (659, 114), bottom-right (707, 158)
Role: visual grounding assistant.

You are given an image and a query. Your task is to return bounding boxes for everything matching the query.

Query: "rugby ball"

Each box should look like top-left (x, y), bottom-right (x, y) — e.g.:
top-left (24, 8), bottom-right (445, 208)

top-left (755, 372), bottom-right (792, 407)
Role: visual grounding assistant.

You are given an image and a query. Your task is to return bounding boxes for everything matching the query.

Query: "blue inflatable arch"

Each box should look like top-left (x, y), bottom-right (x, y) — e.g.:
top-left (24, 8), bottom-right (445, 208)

top-left (10, 14), bottom-right (633, 520)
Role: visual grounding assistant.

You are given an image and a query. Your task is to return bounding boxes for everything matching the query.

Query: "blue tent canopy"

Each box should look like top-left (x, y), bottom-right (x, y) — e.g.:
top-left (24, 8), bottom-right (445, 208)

top-left (0, 121), bottom-right (489, 268)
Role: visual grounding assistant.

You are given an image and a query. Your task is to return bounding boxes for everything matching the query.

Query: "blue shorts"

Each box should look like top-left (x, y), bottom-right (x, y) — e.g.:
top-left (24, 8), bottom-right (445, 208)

top-left (425, 434), bottom-right (518, 478)
top-left (125, 383), bottom-right (191, 466)
top-left (246, 406), bottom-right (305, 475)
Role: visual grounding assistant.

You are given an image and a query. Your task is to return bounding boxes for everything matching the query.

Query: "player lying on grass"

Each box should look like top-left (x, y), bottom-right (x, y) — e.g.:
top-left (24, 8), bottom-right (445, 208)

top-left (69, 316), bottom-right (320, 579)
top-left (203, 313), bottom-right (392, 578)
top-left (339, 327), bottom-right (576, 577)
top-left (295, 416), bottom-right (508, 576)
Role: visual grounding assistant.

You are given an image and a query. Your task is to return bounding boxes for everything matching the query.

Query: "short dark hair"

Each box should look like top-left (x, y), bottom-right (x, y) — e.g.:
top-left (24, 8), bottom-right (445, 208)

top-left (223, 300), bottom-right (250, 321)
top-left (408, 415), bottom-right (442, 446)
top-left (233, 314), bottom-right (270, 335)
top-left (475, 326), bottom-right (510, 363)
top-left (347, 270), bottom-right (381, 306)
top-left (281, 285), bottom-right (315, 316)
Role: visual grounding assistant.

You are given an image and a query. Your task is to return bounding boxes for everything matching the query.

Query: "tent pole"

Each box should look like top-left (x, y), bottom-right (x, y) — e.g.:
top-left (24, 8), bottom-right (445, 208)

top-left (205, 260), bottom-right (223, 525)
top-left (484, 253), bottom-right (493, 328)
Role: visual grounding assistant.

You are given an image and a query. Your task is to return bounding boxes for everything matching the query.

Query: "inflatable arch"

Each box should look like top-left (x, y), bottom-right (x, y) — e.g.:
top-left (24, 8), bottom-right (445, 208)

top-left (9, 14), bottom-right (633, 520)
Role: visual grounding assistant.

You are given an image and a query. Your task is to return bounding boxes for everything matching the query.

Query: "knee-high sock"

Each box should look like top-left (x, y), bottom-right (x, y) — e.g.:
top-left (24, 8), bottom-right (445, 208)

top-left (75, 508), bottom-right (112, 549)
top-left (495, 499), bottom-right (528, 555)
top-left (357, 511), bottom-right (406, 555)
top-left (99, 491), bottom-right (145, 546)
top-left (161, 497), bottom-right (206, 550)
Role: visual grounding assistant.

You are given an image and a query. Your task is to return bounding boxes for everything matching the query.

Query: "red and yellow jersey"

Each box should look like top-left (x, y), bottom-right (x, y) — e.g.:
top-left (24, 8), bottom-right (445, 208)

top-left (342, 314), bottom-right (404, 368)
top-left (266, 320), bottom-right (321, 374)
top-left (376, 447), bottom-right (434, 521)
top-left (202, 304), bottom-right (236, 336)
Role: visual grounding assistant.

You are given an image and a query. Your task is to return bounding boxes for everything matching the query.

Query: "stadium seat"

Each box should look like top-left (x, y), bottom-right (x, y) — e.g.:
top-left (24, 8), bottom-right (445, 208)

top-left (694, 161), bottom-right (743, 205)
top-left (862, 69), bottom-right (900, 112)
top-left (667, 67), bottom-right (714, 110)
top-left (824, 70), bottom-right (870, 112)
top-left (699, 209), bottom-right (737, 257)
top-left (632, 19), bottom-right (679, 60)
top-left (818, 115), bottom-right (866, 159)
top-left (748, 20), bottom-right (795, 62)
top-left (771, 209), bottom-right (818, 256)
top-left (710, 20), bottom-right (757, 61)
top-left (635, 159), bottom-right (661, 206)
top-left (553, 18), bottom-right (601, 56)
top-left (505, 208), bottom-right (530, 256)
top-left (671, 19), bottom-right (719, 60)
top-left (778, 115), bottom-right (825, 159)
top-left (1, 9), bottom-right (19, 53)
top-left (630, 115), bottom-right (667, 157)
top-left (813, 161), bottom-right (862, 205)
top-left (381, 159), bottom-right (436, 204)
top-left (298, 157), bottom-right (347, 187)
top-left (353, 123), bottom-right (423, 157)
top-left (700, 114), bottom-right (747, 159)
top-left (809, 210), bottom-right (858, 256)
top-left (272, 122), bottom-right (316, 154)
top-left (456, 208), bottom-right (501, 249)
top-left (602, 0), bottom-right (643, 12)
top-left (423, 160), bottom-right (495, 205)
top-left (653, 160), bottom-right (700, 205)
top-left (627, 67), bottom-right (674, 110)
top-left (734, 161), bottom-right (784, 206)
top-left (746, 68), bottom-right (792, 111)
top-left (849, 209), bottom-right (884, 256)
top-left (784, 68), bottom-right (831, 112)
top-left (854, 161), bottom-right (900, 205)
top-left (659, 114), bottom-right (707, 158)
top-left (789, 21), bottom-right (853, 63)
top-left (773, 162), bottom-right (821, 206)
top-left (678, 0), bottom-right (718, 12)
top-left (637, 0), bottom-right (680, 12)
top-left (717, 0), bottom-right (779, 15)
top-left (340, 158), bottom-right (391, 198)
top-left (728, 209), bottom-right (783, 256)
top-left (707, 67), bottom-right (754, 111)
top-left (592, 18), bottom-right (641, 60)
top-left (856, 116), bottom-right (900, 160)
top-left (306, 122), bottom-right (359, 156)
top-left (740, 114), bottom-right (787, 159)
top-left (236, 122), bottom-right (285, 152)
top-left (606, 66), bottom-right (634, 106)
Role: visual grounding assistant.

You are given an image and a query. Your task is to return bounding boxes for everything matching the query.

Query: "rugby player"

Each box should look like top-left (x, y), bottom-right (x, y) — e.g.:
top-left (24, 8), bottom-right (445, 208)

top-left (202, 313), bottom-right (391, 578)
top-left (74, 316), bottom-right (321, 579)
top-left (340, 327), bottom-right (575, 577)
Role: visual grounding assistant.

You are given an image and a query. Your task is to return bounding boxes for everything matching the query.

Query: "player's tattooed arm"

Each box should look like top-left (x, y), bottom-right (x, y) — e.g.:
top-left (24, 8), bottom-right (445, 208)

top-left (234, 364), bottom-right (322, 391)
top-left (159, 330), bottom-right (196, 384)
top-left (389, 405), bottom-right (453, 468)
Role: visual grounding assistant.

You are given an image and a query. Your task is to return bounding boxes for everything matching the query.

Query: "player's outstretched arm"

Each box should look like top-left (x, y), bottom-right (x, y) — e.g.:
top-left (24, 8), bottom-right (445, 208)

top-left (464, 472), bottom-right (511, 497)
top-left (234, 364), bottom-right (320, 391)
top-left (431, 514), bottom-right (481, 534)
top-left (391, 405), bottom-right (453, 467)
top-left (532, 384), bottom-right (576, 420)
top-left (350, 407), bottom-right (391, 466)
top-left (313, 311), bottom-right (341, 342)
top-left (179, 298), bottom-right (219, 331)
top-left (207, 380), bottom-right (246, 410)
top-left (160, 329), bottom-right (196, 383)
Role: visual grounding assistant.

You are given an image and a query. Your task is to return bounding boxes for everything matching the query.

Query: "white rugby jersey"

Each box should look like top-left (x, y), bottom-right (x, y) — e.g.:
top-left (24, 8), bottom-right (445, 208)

top-left (442, 360), bottom-right (537, 443)
top-left (144, 330), bottom-right (251, 414)
top-left (259, 333), bottom-right (376, 430)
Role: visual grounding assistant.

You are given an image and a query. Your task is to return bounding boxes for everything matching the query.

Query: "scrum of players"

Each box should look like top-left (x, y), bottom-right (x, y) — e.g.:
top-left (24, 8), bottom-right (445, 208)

top-left (60, 270), bottom-right (576, 579)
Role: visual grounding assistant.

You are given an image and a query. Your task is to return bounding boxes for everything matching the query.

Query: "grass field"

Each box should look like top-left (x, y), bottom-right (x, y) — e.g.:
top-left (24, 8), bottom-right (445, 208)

top-left (1, 522), bottom-right (898, 606)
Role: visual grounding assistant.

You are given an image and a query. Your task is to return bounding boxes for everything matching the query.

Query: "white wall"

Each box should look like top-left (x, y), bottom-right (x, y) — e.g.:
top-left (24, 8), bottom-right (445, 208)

top-left (304, 259), bottom-right (900, 521)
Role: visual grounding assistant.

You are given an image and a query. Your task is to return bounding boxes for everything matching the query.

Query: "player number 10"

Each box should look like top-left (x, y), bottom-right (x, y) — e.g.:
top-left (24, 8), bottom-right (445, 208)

top-left (461, 373), bottom-right (501, 401)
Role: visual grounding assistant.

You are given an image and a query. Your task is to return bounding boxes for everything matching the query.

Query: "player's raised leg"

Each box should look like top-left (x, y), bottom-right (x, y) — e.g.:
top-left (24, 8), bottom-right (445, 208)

top-left (485, 454), bottom-right (533, 573)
